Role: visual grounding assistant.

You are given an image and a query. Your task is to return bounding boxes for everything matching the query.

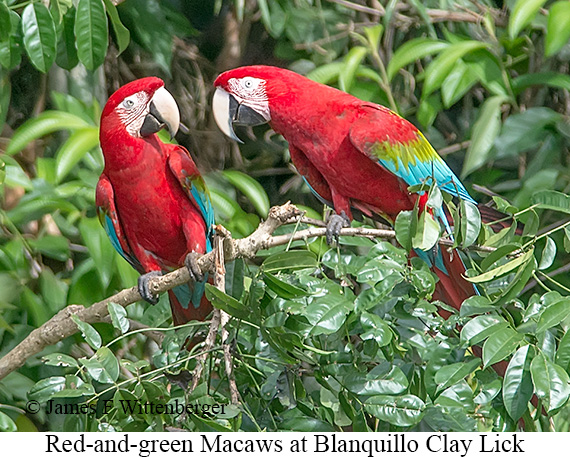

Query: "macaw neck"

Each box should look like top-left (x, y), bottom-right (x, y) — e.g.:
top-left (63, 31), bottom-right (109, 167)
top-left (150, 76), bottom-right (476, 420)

top-left (100, 128), bottom-right (163, 171)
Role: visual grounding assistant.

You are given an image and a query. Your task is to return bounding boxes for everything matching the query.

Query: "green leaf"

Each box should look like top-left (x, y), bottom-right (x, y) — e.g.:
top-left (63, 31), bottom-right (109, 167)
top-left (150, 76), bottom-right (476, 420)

top-left (426, 185), bottom-right (443, 210)
top-left (459, 200), bottom-right (481, 247)
top-left (339, 46), bottom-right (368, 93)
top-left (307, 62), bottom-right (344, 84)
top-left (364, 24), bottom-right (383, 50)
top-left (0, 2), bottom-right (10, 42)
top-left (6, 111), bottom-right (90, 156)
top-left (205, 283), bottom-right (250, 321)
top-left (306, 303), bottom-right (349, 336)
top-left (223, 170), bottom-right (270, 217)
top-left (52, 376), bottom-right (95, 399)
top-left (0, 158), bottom-right (5, 186)
top-left (79, 217), bottom-right (116, 289)
top-left (29, 235), bottom-right (70, 263)
top-left (435, 358), bottom-right (481, 393)
top-left (7, 196), bottom-right (77, 225)
top-left (532, 190), bottom-right (570, 214)
top-left (261, 250), bottom-right (317, 273)
top-left (28, 376), bottom-right (66, 402)
top-left (538, 236), bottom-right (556, 270)
top-left (466, 248), bottom-right (534, 283)
top-left (387, 38), bottom-right (448, 81)
top-left (503, 345), bottom-right (534, 421)
top-left (344, 363), bottom-right (408, 395)
top-left (103, 0), bottom-right (130, 54)
top-left (495, 108), bottom-right (561, 159)
top-left (556, 330), bottom-right (570, 371)
top-left (565, 226), bottom-right (570, 253)
top-left (56, 7), bottom-right (78, 70)
top-left (545, 1), bottom-right (570, 55)
top-left (0, 411), bottom-right (16, 432)
top-left (21, 3), bottom-right (57, 73)
top-left (0, 11), bottom-right (22, 70)
top-left (423, 405), bottom-right (476, 432)
top-left (423, 41), bottom-right (489, 96)
top-left (74, 0), bottom-right (109, 70)
top-left (360, 312), bottom-right (393, 347)
top-left (441, 62), bottom-right (478, 108)
top-left (482, 327), bottom-right (524, 367)
top-left (412, 211), bottom-right (440, 251)
top-left (536, 298), bottom-right (570, 334)
top-left (460, 314), bottom-right (508, 345)
top-left (394, 210), bottom-right (413, 251)
top-left (81, 347), bottom-right (120, 384)
top-left (108, 302), bottom-right (129, 333)
top-left (43, 353), bottom-right (79, 368)
top-left (512, 72), bottom-right (570, 94)
top-left (460, 295), bottom-right (496, 317)
top-left (462, 95), bottom-right (507, 177)
top-left (55, 127), bottom-right (99, 182)
top-left (417, 93), bottom-right (442, 128)
top-left (531, 353), bottom-right (570, 412)
top-left (71, 314), bottom-right (102, 350)
top-left (29, 375), bottom-right (94, 402)
top-left (365, 395), bottom-right (425, 427)
top-left (263, 272), bottom-right (308, 299)
top-left (509, 0), bottom-right (549, 39)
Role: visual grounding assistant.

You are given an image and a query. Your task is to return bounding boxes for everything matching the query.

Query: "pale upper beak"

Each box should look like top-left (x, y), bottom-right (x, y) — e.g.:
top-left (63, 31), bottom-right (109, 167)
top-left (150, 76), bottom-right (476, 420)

top-left (139, 86), bottom-right (180, 139)
top-left (212, 87), bottom-right (271, 143)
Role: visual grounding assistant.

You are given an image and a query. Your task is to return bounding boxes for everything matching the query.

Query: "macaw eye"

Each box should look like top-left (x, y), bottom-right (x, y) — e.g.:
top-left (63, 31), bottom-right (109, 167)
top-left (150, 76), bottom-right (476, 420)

top-left (121, 98), bottom-right (135, 109)
top-left (243, 77), bottom-right (256, 89)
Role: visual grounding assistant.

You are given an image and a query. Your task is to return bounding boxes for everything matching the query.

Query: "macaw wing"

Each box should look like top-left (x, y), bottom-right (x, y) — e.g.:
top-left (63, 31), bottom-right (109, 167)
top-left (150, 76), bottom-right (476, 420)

top-left (96, 174), bottom-right (142, 272)
top-left (348, 104), bottom-right (479, 279)
top-left (166, 145), bottom-right (215, 252)
top-left (289, 144), bottom-right (333, 208)
top-left (349, 104), bottom-right (476, 206)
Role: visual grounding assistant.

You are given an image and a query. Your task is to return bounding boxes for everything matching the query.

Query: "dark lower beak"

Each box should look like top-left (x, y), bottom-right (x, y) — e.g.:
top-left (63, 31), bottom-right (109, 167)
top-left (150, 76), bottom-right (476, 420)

top-left (140, 102), bottom-right (166, 137)
top-left (213, 87), bottom-right (270, 143)
top-left (139, 87), bottom-right (180, 139)
top-left (232, 100), bottom-right (269, 127)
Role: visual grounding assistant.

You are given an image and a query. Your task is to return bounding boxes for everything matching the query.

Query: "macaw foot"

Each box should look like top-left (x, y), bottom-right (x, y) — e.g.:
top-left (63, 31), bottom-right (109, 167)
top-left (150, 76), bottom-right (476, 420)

top-left (184, 252), bottom-right (204, 283)
top-left (138, 270), bottom-right (162, 305)
top-left (326, 211), bottom-right (351, 245)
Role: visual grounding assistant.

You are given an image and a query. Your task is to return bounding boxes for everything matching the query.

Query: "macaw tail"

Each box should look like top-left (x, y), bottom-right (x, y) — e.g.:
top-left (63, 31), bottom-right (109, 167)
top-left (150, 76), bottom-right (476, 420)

top-left (411, 244), bottom-right (476, 317)
top-left (430, 247), bottom-right (477, 317)
top-left (478, 204), bottom-right (524, 235)
top-left (168, 278), bottom-right (213, 326)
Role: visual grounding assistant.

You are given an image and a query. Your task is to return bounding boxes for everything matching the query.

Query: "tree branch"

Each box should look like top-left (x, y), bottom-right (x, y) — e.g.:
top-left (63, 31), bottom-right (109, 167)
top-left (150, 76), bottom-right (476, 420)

top-left (0, 202), bottom-right (496, 381)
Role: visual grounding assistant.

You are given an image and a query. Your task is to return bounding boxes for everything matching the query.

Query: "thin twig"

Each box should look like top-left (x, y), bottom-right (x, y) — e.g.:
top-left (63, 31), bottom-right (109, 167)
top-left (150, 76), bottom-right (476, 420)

top-left (215, 226), bottom-right (239, 404)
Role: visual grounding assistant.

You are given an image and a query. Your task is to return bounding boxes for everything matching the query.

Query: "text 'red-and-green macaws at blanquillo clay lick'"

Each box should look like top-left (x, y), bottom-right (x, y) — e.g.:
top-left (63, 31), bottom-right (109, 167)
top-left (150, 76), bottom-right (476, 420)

top-left (212, 65), bottom-right (517, 375)
top-left (97, 77), bottom-right (214, 326)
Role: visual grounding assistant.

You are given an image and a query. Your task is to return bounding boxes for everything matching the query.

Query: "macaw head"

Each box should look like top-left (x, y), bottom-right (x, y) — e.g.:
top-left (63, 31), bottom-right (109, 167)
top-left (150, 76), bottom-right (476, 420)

top-left (100, 77), bottom-right (180, 141)
top-left (213, 65), bottom-right (301, 142)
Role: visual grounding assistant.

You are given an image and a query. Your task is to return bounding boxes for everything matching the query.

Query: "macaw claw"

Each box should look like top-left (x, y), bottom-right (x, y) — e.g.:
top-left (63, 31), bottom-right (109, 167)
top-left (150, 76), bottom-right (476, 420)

top-left (138, 270), bottom-right (162, 305)
top-left (326, 211), bottom-right (350, 246)
top-left (184, 252), bottom-right (204, 283)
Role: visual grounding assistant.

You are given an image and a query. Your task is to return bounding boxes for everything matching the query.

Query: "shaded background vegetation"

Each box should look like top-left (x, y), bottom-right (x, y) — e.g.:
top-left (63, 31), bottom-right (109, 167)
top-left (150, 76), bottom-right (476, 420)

top-left (2, 0), bottom-right (570, 432)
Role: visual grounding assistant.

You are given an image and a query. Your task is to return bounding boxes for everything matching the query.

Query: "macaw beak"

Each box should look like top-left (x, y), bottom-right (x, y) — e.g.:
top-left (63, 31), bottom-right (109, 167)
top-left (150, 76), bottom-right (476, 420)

top-left (212, 87), bottom-right (270, 143)
top-left (139, 86), bottom-right (180, 139)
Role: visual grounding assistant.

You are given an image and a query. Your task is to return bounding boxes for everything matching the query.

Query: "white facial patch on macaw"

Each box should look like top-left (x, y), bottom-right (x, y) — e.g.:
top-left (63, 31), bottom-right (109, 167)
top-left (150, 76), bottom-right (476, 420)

top-left (115, 91), bottom-right (150, 137)
top-left (228, 77), bottom-right (271, 121)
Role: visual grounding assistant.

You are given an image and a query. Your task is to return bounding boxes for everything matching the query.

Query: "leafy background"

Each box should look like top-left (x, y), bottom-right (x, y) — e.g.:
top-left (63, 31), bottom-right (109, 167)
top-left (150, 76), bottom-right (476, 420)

top-left (1, 0), bottom-right (570, 432)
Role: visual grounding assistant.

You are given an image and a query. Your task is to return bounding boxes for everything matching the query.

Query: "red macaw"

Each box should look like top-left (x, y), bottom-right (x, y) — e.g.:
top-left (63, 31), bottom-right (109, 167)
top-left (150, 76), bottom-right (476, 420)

top-left (212, 65), bottom-right (507, 313)
top-left (97, 77), bottom-right (214, 325)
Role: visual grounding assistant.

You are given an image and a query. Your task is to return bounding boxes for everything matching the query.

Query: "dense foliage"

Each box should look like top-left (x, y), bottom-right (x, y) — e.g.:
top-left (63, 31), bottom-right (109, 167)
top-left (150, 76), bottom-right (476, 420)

top-left (2, 0), bottom-right (570, 432)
